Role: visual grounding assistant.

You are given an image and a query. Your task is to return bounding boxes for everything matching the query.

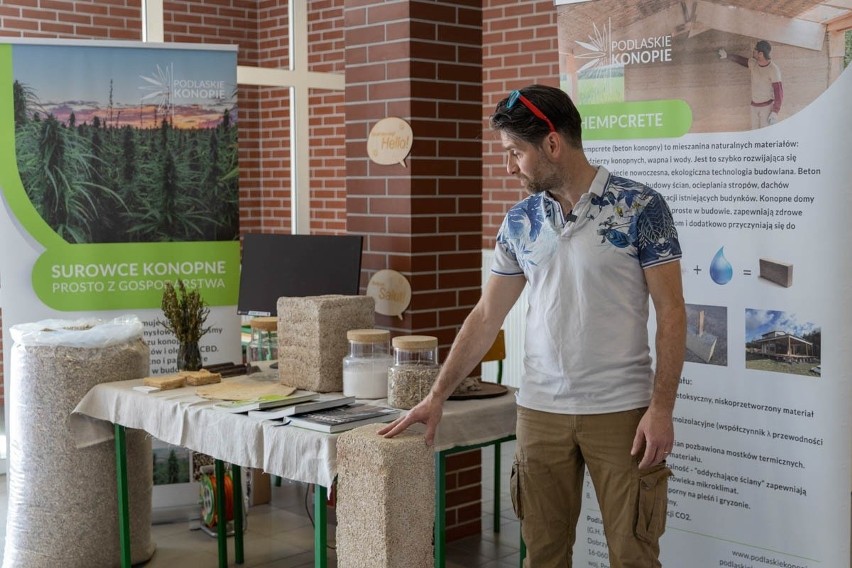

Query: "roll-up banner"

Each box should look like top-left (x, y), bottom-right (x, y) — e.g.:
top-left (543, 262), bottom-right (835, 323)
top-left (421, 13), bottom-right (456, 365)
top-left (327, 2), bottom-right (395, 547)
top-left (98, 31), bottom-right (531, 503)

top-left (0, 39), bottom-right (241, 380)
top-left (555, 2), bottom-right (851, 566)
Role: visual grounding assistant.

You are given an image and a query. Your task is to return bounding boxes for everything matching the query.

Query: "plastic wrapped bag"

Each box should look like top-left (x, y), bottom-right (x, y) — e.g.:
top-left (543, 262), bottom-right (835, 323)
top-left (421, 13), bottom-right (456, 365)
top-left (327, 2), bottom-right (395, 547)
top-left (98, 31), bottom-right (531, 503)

top-left (3, 315), bottom-right (156, 568)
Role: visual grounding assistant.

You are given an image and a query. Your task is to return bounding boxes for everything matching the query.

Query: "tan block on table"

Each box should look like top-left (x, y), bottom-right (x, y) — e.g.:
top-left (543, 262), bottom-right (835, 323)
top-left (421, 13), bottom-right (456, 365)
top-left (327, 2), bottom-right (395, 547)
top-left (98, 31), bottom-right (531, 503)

top-left (142, 374), bottom-right (186, 390)
top-left (276, 294), bottom-right (375, 392)
top-left (336, 424), bottom-right (434, 568)
top-left (181, 369), bottom-right (222, 386)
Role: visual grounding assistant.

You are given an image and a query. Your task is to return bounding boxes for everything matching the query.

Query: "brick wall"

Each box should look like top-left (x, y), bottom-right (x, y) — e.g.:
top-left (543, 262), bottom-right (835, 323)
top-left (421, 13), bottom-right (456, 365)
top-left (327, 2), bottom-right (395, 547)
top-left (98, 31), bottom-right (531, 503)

top-left (308, 1), bottom-right (346, 236)
top-left (444, 449), bottom-right (484, 541)
top-left (253, 87), bottom-right (293, 231)
top-left (343, 0), bottom-right (484, 540)
top-left (0, 0), bottom-right (142, 41)
top-left (482, 0), bottom-right (560, 250)
top-left (344, 0), bottom-right (483, 344)
top-left (309, 89), bottom-right (348, 235)
top-left (163, 0), bottom-right (257, 64)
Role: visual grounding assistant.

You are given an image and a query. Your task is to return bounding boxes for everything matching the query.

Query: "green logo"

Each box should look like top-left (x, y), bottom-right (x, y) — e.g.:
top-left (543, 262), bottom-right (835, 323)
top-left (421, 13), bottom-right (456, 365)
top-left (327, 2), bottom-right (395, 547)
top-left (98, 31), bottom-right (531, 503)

top-left (579, 100), bottom-right (692, 140)
top-left (33, 242), bottom-right (239, 310)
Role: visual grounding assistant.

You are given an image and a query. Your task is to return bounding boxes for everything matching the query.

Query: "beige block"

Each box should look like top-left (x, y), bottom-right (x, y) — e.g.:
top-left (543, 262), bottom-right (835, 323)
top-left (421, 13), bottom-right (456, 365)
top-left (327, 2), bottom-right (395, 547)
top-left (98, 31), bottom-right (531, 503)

top-left (336, 424), bottom-right (434, 568)
top-left (277, 295), bottom-right (375, 392)
top-left (143, 374), bottom-right (185, 390)
top-left (181, 369), bottom-right (222, 386)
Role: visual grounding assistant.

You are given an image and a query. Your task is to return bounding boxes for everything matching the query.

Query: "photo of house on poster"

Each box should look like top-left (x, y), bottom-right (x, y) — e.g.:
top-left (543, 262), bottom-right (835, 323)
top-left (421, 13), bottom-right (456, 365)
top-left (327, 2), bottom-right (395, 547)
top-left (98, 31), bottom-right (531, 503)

top-left (745, 309), bottom-right (820, 377)
top-left (0, 40), bottom-right (243, 378)
top-left (555, 2), bottom-right (852, 567)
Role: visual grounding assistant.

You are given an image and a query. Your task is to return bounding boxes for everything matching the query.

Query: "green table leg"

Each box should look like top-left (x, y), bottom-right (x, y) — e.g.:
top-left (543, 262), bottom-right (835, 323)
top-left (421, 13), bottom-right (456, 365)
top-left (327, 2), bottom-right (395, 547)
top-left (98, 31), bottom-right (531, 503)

top-left (114, 424), bottom-right (131, 568)
top-left (233, 465), bottom-right (244, 564)
top-left (434, 451), bottom-right (447, 568)
top-left (215, 459), bottom-right (228, 568)
top-left (314, 485), bottom-right (328, 568)
top-left (493, 442), bottom-right (501, 533)
top-left (431, 437), bottom-right (516, 568)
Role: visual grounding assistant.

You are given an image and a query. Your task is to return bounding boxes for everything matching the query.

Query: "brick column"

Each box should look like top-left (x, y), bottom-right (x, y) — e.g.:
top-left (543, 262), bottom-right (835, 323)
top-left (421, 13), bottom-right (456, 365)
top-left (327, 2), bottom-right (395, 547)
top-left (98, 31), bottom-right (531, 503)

top-left (344, 0), bottom-right (484, 541)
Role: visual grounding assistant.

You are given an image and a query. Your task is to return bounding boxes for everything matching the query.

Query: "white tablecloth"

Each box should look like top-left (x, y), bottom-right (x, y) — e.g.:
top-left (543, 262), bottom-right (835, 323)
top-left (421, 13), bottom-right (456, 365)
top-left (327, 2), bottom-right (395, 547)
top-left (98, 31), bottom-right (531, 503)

top-left (70, 369), bottom-right (518, 488)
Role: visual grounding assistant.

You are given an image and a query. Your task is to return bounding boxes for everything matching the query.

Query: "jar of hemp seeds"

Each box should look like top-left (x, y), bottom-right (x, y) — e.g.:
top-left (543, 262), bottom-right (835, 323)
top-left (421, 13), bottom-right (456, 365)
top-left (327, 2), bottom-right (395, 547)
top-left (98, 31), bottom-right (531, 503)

top-left (387, 335), bottom-right (440, 409)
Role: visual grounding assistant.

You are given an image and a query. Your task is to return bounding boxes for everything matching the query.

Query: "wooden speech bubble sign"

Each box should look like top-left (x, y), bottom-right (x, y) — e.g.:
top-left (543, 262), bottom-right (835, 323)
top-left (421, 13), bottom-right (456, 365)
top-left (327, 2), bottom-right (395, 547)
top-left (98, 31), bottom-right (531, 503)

top-left (366, 269), bottom-right (412, 319)
top-left (367, 117), bottom-right (413, 167)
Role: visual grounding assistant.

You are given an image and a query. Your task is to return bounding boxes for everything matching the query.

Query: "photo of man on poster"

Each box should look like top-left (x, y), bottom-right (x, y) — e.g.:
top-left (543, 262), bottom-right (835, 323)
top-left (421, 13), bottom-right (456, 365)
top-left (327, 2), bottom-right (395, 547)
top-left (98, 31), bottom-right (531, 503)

top-left (718, 39), bottom-right (784, 129)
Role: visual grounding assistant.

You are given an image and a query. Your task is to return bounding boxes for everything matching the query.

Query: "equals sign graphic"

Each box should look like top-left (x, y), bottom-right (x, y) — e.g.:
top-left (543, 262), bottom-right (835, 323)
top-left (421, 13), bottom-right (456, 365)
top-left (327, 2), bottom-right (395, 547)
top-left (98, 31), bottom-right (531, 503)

top-left (743, 269), bottom-right (752, 276)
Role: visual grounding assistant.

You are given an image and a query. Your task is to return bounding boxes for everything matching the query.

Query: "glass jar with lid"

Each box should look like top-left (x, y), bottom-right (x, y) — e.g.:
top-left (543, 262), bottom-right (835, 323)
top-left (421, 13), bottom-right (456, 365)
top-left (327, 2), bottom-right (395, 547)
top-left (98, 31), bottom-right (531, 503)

top-left (342, 329), bottom-right (393, 399)
top-left (247, 316), bottom-right (278, 368)
top-left (387, 335), bottom-right (440, 409)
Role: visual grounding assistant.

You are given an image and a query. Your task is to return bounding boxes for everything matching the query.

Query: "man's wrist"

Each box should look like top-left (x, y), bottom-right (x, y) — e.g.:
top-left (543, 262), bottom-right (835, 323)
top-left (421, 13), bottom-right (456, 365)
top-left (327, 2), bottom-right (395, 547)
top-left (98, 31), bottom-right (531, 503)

top-left (648, 394), bottom-right (676, 416)
top-left (426, 386), bottom-right (452, 405)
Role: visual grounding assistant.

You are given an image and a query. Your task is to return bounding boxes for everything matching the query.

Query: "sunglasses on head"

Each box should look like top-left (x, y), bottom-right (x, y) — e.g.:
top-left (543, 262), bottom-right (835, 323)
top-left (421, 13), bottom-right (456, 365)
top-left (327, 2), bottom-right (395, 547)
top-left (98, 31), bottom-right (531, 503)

top-left (506, 90), bottom-right (556, 133)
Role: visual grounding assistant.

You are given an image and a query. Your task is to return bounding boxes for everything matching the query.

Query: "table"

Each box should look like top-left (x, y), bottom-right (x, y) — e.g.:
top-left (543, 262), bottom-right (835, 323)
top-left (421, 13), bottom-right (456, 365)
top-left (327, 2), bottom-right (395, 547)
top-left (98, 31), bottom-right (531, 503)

top-left (70, 369), bottom-right (518, 568)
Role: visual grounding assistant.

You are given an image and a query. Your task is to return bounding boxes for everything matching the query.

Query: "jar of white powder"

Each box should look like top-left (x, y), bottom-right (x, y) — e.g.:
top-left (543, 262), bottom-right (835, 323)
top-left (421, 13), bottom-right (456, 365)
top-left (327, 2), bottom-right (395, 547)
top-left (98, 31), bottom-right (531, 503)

top-left (342, 328), bottom-right (393, 399)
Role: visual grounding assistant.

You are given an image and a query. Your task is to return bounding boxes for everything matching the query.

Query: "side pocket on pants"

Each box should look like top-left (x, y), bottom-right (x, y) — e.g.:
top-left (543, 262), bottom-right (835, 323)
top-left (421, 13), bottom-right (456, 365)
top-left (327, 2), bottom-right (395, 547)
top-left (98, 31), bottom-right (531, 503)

top-left (510, 459), bottom-right (524, 521)
top-left (635, 466), bottom-right (672, 543)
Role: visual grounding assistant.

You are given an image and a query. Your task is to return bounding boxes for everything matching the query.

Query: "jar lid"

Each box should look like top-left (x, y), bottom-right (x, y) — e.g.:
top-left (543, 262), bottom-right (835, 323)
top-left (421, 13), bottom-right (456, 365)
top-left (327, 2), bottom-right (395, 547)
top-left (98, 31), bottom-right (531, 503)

top-left (392, 335), bottom-right (438, 350)
top-left (347, 328), bottom-right (390, 343)
top-left (250, 316), bottom-right (277, 331)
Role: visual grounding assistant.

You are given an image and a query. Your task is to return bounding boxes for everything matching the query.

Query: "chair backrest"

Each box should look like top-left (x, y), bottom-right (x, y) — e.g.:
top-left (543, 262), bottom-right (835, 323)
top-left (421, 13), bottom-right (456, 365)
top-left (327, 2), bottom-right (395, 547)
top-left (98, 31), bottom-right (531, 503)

top-left (480, 329), bottom-right (505, 384)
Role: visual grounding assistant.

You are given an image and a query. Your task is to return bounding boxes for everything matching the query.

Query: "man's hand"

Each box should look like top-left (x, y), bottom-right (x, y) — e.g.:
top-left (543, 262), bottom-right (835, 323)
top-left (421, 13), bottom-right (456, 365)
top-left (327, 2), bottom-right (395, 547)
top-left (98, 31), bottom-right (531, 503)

top-left (630, 406), bottom-right (674, 469)
top-left (767, 111), bottom-right (778, 125)
top-left (377, 392), bottom-right (444, 446)
top-left (717, 48), bottom-right (727, 59)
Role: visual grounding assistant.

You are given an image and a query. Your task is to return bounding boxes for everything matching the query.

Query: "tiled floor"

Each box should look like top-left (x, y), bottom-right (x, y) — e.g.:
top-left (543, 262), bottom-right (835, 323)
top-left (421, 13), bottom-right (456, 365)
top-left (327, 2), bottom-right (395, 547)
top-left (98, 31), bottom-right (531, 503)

top-left (0, 442), bottom-right (521, 568)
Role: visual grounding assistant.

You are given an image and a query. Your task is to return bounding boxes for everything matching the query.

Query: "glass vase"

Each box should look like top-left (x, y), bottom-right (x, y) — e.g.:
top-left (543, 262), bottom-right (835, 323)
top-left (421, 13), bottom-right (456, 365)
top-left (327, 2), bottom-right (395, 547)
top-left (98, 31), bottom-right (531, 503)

top-left (177, 341), bottom-right (202, 371)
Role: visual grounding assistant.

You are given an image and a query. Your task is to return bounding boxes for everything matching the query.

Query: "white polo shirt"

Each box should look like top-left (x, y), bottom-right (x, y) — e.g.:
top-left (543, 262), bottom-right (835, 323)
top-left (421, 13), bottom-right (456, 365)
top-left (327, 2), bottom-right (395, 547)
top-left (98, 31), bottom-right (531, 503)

top-left (491, 166), bottom-right (682, 414)
top-left (748, 58), bottom-right (781, 104)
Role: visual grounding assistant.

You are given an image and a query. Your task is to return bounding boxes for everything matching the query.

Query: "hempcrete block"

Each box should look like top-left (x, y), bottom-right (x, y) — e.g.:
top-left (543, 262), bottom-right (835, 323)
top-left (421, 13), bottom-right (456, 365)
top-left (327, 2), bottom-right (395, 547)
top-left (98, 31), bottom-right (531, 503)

top-left (759, 258), bottom-right (793, 288)
top-left (277, 294), bottom-right (375, 392)
top-left (336, 424), bottom-right (434, 568)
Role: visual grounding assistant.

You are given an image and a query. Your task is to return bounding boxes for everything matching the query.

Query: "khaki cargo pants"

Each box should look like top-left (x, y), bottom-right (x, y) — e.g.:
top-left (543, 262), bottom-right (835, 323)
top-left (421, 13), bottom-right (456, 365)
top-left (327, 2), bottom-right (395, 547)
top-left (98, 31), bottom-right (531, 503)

top-left (511, 406), bottom-right (671, 568)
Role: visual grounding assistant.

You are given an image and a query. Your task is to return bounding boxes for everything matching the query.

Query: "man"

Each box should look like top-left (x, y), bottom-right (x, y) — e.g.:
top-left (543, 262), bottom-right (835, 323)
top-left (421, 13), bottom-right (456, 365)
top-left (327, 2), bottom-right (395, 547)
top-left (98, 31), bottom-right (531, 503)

top-left (379, 84), bottom-right (686, 568)
top-left (719, 40), bottom-right (783, 128)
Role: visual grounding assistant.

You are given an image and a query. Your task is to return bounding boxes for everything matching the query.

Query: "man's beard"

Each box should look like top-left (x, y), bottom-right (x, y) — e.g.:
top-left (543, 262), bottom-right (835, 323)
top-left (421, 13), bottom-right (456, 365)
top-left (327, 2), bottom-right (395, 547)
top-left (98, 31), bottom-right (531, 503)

top-left (525, 179), bottom-right (548, 194)
top-left (522, 169), bottom-right (561, 195)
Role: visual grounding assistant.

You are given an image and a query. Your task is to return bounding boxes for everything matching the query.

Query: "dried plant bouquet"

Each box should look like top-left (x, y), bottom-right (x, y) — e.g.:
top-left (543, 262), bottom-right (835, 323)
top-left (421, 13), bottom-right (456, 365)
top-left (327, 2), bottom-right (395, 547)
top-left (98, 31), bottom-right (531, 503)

top-left (160, 279), bottom-right (210, 370)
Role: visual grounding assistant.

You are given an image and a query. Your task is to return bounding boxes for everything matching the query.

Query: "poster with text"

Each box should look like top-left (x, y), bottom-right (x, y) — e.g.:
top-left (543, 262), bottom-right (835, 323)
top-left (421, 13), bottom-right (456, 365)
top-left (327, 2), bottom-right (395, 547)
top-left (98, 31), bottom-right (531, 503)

top-left (0, 40), bottom-right (241, 378)
top-left (556, 2), bottom-right (851, 567)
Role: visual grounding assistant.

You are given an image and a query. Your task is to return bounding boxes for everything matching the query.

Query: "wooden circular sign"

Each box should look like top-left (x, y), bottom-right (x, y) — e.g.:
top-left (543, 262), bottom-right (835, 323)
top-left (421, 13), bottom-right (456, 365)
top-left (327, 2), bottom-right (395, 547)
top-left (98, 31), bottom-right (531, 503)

top-left (367, 117), bottom-right (413, 167)
top-left (366, 269), bottom-right (412, 319)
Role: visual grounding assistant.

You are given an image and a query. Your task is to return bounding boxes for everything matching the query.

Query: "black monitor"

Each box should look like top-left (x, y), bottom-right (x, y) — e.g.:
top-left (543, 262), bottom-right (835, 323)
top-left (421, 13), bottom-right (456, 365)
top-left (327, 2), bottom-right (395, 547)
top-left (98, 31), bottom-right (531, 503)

top-left (237, 233), bottom-right (364, 316)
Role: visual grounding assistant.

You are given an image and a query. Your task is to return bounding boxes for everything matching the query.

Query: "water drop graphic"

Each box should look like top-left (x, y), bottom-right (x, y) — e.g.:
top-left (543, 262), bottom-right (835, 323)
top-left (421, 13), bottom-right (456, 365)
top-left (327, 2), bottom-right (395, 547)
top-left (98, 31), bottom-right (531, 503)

top-left (710, 247), bottom-right (733, 285)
